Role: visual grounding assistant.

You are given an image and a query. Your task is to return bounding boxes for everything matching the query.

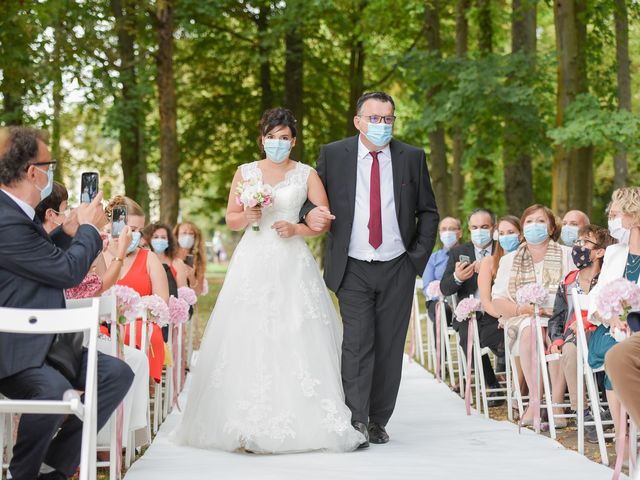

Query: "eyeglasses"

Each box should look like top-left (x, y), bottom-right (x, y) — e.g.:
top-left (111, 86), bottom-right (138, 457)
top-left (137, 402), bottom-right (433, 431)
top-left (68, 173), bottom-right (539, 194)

top-left (27, 161), bottom-right (57, 172)
top-left (358, 114), bottom-right (396, 125)
top-left (574, 238), bottom-right (598, 248)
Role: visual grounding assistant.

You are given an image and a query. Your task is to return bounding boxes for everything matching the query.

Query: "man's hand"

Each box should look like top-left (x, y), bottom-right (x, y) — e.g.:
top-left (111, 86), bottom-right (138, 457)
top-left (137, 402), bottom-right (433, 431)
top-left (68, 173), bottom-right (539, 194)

top-left (76, 192), bottom-right (107, 229)
top-left (454, 261), bottom-right (475, 282)
top-left (305, 206), bottom-right (335, 232)
top-left (549, 344), bottom-right (562, 355)
top-left (62, 208), bottom-right (81, 237)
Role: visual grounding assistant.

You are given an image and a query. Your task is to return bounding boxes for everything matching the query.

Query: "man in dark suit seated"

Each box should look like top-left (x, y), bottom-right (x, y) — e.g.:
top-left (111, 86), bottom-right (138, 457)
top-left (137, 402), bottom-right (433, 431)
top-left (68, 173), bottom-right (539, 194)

top-left (0, 127), bottom-right (134, 480)
top-left (440, 208), bottom-right (504, 405)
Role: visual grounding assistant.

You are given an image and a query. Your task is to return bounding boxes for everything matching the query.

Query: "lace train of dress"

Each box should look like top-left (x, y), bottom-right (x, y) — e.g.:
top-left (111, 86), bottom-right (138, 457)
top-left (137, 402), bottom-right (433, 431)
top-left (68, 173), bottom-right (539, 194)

top-left (172, 161), bottom-right (363, 453)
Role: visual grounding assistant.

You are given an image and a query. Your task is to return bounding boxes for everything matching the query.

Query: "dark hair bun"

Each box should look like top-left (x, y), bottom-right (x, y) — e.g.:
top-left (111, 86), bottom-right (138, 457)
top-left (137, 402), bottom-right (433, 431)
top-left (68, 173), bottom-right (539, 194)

top-left (258, 108), bottom-right (297, 138)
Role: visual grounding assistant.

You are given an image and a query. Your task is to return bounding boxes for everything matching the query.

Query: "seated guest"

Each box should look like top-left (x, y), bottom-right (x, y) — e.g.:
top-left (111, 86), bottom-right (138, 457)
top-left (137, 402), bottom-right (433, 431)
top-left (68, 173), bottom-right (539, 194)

top-left (492, 204), bottom-right (574, 426)
top-left (548, 225), bottom-right (614, 440)
top-left (35, 181), bottom-right (69, 231)
top-left (560, 210), bottom-right (590, 246)
top-left (174, 221), bottom-right (207, 295)
top-left (441, 208), bottom-right (503, 402)
top-left (0, 126), bottom-right (133, 480)
top-left (104, 196), bottom-right (169, 384)
top-left (588, 187), bottom-right (640, 456)
top-left (144, 222), bottom-right (189, 290)
top-left (605, 334), bottom-right (640, 429)
top-left (422, 216), bottom-right (463, 327)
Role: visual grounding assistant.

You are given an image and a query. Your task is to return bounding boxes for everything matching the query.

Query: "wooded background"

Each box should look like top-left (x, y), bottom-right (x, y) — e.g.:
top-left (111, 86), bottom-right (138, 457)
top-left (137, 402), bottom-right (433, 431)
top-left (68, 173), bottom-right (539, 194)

top-left (1, 0), bottom-right (639, 233)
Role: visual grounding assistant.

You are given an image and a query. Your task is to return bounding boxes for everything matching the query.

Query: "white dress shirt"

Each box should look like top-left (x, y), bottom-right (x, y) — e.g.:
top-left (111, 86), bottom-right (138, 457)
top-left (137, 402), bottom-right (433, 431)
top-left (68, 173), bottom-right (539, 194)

top-left (0, 188), bottom-right (36, 220)
top-left (348, 137), bottom-right (405, 262)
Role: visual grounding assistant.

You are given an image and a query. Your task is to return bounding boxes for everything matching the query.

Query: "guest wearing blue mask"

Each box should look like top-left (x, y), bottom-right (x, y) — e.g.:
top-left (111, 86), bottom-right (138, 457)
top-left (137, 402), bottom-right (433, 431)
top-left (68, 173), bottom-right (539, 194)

top-left (560, 210), bottom-right (590, 246)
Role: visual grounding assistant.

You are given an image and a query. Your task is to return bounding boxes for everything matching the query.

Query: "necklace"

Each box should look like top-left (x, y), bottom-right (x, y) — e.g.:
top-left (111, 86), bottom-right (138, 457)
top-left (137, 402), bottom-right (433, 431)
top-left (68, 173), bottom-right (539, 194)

top-left (624, 253), bottom-right (640, 277)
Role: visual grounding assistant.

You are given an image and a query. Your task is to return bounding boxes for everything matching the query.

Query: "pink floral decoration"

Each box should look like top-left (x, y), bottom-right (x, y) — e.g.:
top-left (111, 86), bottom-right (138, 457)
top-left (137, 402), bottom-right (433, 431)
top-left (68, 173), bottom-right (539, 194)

top-left (596, 278), bottom-right (640, 321)
top-left (516, 283), bottom-right (547, 306)
top-left (177, 286), bottom-right (197, 306)
top-left (169, 296), bottom-right (190, 324)
top-left (107, 285), bottom-right (141, 324)
top-left (141, 294), bottom-right (170, 326)
top-left (426, 280), bottom-right (443, 300)
top-left (454, 297), bottom-right (482, 322)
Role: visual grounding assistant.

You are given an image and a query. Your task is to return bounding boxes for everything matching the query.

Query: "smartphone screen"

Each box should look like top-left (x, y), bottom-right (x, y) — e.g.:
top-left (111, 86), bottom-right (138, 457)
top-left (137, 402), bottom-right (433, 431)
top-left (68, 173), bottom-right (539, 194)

top-left (185, 255), bottom-right (194, 268)
top-left (80, 172), bottom-right (99, 203)
top-left (111, 206), bottom-right (127, 238)
top-left (459, 254), bottom-right (471, 265)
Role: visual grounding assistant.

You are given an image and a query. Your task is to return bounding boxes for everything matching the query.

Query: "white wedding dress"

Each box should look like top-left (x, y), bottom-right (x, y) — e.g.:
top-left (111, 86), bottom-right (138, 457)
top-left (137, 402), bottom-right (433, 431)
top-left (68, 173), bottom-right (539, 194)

top-left (172, 161), bottom-right (363, 453)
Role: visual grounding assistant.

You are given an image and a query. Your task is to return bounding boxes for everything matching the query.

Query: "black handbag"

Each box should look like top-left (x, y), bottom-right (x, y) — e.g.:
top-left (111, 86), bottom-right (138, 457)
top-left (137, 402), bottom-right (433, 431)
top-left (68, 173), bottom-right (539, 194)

top-left (46, 332), bottom-right (84, 383)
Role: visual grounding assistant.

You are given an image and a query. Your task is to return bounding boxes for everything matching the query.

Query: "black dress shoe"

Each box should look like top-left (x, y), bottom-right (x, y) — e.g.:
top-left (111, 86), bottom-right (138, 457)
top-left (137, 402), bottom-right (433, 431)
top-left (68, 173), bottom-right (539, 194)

top-left (487, 386), bottom-right (505, 407)
top-left (38, 472), bottom-right (68, 480)
top-left (352, 421), bottom-right (369, 449)
top-left (368, 422), bottom-right (389, 444)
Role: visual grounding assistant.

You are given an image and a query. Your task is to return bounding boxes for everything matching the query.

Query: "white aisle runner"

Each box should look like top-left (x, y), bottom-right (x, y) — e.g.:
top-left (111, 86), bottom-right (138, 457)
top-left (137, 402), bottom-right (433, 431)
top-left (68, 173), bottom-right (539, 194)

top-left (124, 358), bottom-right (614, 480)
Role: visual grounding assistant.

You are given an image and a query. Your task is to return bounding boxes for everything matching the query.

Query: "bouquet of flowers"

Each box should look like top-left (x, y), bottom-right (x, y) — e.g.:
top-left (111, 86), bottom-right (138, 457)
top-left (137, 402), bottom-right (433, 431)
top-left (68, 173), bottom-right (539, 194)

top-left (425, 280), bottom-right (443, 301)
top-left (141, 294), bottom-right (170, 327)
top-left (235, 179), bottom-right (273, 231)
top-left (178, 286), bottom-right (198, 306)
top-left (108, 285), bottom-right (141, 324)
top-left (516, 283), bottom-right (547, 306)
top-left (168, 296), bottom-right (190, 325)
top-left (454, 297), bottom-right (482, 322)
top-left (596, 278), bottom-right (640, 322)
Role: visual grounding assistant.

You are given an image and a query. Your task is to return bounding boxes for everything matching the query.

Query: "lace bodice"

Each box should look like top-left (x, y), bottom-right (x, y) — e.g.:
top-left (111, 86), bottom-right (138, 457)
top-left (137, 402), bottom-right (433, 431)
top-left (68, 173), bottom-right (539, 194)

top-left (240, 161), bottom-right (311, 228)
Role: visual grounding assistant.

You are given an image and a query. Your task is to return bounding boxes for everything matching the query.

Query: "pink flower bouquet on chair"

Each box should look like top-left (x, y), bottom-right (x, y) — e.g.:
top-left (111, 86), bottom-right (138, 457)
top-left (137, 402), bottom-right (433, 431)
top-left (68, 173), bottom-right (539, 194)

top-left (235, 179), bottom-right (273, 231)
top-left (109, 285), bottom-right (142, 325)
top-left (141, 294), bottom-right (170, 327)
top-left (454, 297), bottom-right (481, 322)
top-left (426, 280), bottom-right (443, 301)
top-left (169, 296), bottom-right (190, 325)
top-left (596, 278), bottom-right (640, 322)
top-left (177, 286), bottom-right (198, 306)
top-left (515, 283), bottom-right (547, 307)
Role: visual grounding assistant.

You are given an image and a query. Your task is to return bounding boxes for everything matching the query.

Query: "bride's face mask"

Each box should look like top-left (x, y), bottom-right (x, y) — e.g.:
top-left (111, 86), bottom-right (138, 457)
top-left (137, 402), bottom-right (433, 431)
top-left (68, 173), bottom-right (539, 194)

top-left (262, 126), bottom-right (296, 164)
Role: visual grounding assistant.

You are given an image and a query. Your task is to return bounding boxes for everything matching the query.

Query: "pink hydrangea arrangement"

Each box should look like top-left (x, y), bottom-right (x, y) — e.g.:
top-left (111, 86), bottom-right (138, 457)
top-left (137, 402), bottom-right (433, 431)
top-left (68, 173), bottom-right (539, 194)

top-left (108, 285), bottom-right (141, 324)
top-left (235, 179), bottom-right (274, 231)
top-left (516, 283), bottom-right (547, 306)
top-left (596, 278), bottom-right (640, 321)
top-left (168, 296), bottom-right (190, 324)
top-left (178, 286), bottom-right (198, 306)
top-left (141, 295), bottom-right (170, 327)
top-left (426, 280), bottom-right (443, 300)
top-left (454, 297), bottom-right (482, 322)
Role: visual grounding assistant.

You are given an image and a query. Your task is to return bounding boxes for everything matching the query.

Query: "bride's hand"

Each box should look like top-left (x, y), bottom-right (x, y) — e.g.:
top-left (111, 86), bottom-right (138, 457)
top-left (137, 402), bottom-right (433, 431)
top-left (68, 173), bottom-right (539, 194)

top-left (245, 207), bottom-right (262, 224)
top-left (272, 221), bottom-right (297, 239)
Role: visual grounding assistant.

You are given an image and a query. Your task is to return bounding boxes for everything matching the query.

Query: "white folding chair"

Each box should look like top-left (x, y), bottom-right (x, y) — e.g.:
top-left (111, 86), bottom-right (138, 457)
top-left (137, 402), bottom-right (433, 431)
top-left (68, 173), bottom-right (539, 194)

top-left (571, 288), bottom-right (611, 466)
top-left (472, 317), bottom-right (508, 418)
top-left (411, 278), bottom-right (429, 368)
top-left (0, 300), bottom-right (100, 480)
top-left (504, 321), bottom-right (528, 422)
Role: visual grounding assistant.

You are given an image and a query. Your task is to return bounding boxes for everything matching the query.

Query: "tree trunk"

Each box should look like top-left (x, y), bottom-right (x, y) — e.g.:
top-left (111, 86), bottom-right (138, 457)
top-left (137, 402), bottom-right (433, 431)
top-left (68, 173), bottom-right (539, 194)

top-left (257, 4), bottom-right (274, 114)
top-left (552, 0), bottom-right (592, 216)
top-left (451, 0), bottom-right (469, 218)
top-left (503, 0), bottom-right (535, 214)
top-left (613, 0), bottom-right (630, 188)
top-left (52, 10), bottom-right (64, 181)
top-left (284, 3), bottom-right (304, 162)
top-left (156, 0), bottom-right (180, 225)
top-left (346, 1), bottom-right (367, 137)
top-left (111, 0), bottom-right (149, 210)
top-left (424, 0), bottom-right (450, 217)
top-left (477, 0), bottom-right (493, 54)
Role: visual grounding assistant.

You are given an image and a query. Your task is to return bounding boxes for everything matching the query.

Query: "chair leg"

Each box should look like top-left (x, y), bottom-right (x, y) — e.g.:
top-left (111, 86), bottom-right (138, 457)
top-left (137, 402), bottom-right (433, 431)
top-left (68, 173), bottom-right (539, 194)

top-left (535, 321), bottom-right (556, 439)
top-left (473, 321), bottom-right (489, 418)
top-left (153, 383), bottom-right (160, 434)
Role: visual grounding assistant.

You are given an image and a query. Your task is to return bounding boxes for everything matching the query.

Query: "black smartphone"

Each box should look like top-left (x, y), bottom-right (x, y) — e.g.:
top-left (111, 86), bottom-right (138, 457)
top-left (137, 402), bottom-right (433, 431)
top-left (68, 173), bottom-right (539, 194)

top-left (185, 255), bottom-right (194, 268)
top-left (80, 172), bottom-right (99, 203)
top-left (459, 254), bottom-right (471, 265)
top-left (111, 205), bottom-right (127, 238)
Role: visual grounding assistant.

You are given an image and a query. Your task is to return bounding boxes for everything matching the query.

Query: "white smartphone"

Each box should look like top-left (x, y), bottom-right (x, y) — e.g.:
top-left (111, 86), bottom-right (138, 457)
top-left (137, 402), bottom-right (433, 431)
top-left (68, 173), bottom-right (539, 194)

top-left (459, 254), bottom-right (471, 265)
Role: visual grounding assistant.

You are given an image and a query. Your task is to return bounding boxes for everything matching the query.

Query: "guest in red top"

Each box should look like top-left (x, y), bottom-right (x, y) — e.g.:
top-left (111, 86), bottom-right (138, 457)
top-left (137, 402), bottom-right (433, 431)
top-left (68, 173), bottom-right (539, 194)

top-left (144, 222), bottom-right (189, 288)
top-left (104, 196), bottom-right (169, 383)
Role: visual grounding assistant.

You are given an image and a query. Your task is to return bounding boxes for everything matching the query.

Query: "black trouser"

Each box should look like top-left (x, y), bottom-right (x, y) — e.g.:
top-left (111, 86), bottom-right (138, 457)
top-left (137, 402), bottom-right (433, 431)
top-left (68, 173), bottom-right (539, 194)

top-left (454, 313), bottom-right (504, 387)
top-left (337, 254), bottom-right (415, 426)
top-left (0, 351), bottom-right (134, 480)
top-left (427, 300), bottom-right (453, 339)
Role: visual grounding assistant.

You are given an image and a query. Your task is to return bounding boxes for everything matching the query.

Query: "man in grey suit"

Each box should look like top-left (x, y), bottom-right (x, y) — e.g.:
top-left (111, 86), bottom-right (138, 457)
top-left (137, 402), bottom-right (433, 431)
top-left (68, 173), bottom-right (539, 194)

top-left (301, 92), bottom-right (439, 447)
top-left (0, 127), bottom-right (134, 480)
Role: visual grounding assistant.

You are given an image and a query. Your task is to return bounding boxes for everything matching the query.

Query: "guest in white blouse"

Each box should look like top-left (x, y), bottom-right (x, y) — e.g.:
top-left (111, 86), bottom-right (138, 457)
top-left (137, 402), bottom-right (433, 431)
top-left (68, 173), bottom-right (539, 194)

top-left (492, 204), bottom-right (574, 426)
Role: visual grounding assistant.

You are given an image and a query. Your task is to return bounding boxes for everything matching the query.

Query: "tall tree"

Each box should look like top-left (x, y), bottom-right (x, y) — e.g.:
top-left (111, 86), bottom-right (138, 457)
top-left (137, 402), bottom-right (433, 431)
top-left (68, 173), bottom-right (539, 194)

top-left (613, 0), bottom-right (631, 188)
top-left (502, 0), bottom-right (536, 214)
top-left (111, 0), bottom-right (149, 210)
top-left (346, 0), bottom-right (367, 137)
top-left (552, 0), bottom-right (592, 215)
top-left (156, 0), bottom-right (180, 225)
top-left (284, 1), bottom-right (305, 162)
top-left (256, 1), bottom-right (274, 114)
top-left (424, 0), bottom-right (450, 217)
top-left (451, 0), bottom-right (470, 218)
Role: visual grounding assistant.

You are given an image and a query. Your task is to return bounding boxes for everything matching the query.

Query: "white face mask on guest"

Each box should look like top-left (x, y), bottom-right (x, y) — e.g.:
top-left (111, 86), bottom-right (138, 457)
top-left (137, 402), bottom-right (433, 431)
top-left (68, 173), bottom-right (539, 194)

top-left (608, 218), bottom-right (630, 245)
top-left (178, 234), bottom-right (195, 249)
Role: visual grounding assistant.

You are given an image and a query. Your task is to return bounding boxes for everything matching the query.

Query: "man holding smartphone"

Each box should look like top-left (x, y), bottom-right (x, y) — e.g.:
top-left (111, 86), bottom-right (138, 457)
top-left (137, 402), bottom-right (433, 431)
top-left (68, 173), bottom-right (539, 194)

top-left (440, 208), bottom-right (504, 404)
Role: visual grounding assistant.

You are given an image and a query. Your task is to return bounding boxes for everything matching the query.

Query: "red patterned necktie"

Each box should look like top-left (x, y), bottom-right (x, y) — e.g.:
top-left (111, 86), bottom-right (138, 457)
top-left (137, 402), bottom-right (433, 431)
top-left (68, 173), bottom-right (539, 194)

top-left (368, 151), bottom-right (382, 249)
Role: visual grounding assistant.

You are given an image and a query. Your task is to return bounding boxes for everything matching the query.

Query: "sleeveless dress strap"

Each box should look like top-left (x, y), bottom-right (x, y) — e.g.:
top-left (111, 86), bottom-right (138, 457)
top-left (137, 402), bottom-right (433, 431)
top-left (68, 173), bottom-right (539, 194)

top-left (239, 162), bottom-right (260, 182)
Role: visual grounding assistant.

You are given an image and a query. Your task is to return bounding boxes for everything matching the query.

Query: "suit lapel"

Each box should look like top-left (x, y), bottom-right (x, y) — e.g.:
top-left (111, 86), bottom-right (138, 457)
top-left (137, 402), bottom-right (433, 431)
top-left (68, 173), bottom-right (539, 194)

top-left (389, 140), bottom-right (405, 219)
top-left (345, 135), bottom-right (359, 224)
top-left (0, 190), bottom-right (52, 242)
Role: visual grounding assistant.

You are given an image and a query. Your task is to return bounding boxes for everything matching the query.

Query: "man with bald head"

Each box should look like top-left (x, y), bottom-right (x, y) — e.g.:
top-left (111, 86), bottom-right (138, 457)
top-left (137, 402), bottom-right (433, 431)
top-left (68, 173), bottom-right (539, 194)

top-left (561, 210), bottom-right (590, 246)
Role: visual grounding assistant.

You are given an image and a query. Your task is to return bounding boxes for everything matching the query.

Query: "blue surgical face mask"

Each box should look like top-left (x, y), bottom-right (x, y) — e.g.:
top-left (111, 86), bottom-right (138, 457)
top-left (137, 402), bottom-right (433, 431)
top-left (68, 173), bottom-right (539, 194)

top-left (35, 166), bottom-right (54, 201)
top-left (151, 238), bottom-right (169, 253)
top-left (560, 225), bottom-right (579, 246)
top-left (499, 234), bottom-right (520, 253)
top-left (127, 231), bottom-right (142, 254)
top-left (523, 223), bottom-right (549, 245)
top-left (264, 139), bottom-right (292, 164)
top-left (440, 231), bottom-right (458, 249)
top-left (365, 122), bottom-right (393, 147)
top-left (470, 228), bottom-right (492, 248)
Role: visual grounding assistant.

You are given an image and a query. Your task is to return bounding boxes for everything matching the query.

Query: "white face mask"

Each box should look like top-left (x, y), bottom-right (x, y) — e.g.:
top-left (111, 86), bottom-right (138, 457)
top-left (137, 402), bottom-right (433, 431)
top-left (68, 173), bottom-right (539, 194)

top-left (608, 218), bottom-right (630, 245)
top-left (178, 234), bottom-right (195, 249)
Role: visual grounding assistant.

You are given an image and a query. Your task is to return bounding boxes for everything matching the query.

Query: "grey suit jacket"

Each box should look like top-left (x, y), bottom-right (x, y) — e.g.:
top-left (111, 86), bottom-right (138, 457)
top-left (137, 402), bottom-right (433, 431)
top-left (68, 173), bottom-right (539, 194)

top-left (0, 190), bottom-right (102, 379)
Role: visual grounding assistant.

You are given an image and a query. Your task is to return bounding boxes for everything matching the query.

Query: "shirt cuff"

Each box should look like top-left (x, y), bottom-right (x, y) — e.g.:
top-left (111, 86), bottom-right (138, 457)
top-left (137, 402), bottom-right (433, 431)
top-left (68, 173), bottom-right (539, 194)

top-left (453, 273), bottom-right (463, 285)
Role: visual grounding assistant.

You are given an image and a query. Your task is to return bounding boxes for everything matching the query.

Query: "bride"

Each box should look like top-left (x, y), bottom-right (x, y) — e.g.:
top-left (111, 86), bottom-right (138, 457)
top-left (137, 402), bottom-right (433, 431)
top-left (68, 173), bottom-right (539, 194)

top-left (172, 108), bottom-right (364, 453)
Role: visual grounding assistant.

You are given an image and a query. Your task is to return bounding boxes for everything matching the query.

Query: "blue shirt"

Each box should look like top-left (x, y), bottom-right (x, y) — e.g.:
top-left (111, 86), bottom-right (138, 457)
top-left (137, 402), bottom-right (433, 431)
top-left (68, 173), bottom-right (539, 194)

top-left (422, 248), bottom-right (450, 297)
